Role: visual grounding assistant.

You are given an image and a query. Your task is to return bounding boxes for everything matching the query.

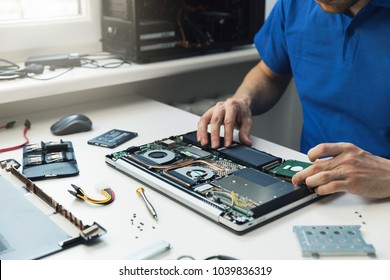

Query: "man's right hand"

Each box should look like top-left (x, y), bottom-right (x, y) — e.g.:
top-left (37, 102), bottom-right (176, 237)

top-left (197, 97), bottom-right (253, 149)
top-left (196, 60), bottom-right (291, 149)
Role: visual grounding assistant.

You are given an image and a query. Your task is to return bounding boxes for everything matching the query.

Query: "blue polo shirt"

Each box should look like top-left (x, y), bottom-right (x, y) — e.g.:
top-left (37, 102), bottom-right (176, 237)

top-left (254, 0), bottom-right (390, 158)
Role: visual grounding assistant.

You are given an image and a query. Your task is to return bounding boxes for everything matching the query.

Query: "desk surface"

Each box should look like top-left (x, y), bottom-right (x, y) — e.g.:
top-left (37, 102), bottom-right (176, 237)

top-left (1, 94), bottom-right (389, 260)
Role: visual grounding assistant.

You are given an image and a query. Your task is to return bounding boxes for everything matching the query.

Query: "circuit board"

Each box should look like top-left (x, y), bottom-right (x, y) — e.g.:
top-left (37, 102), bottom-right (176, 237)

top-left (106, 131), bottom-right (316, 234)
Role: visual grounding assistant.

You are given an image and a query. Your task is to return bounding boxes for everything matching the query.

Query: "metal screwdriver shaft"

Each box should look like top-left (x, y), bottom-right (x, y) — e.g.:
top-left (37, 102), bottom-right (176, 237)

top-left (136, 187), bottom-right (158, 221)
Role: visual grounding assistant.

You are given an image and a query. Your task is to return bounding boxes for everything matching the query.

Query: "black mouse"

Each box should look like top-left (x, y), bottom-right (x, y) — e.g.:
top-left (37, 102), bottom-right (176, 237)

top-left (50, 113), bottom-right (92, 135)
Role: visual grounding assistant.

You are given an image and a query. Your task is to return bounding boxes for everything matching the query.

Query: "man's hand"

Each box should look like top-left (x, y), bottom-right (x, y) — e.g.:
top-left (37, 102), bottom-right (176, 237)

top-left (196, 60), bottom-right (291, 149)
top-left (292, 143), bottom-right (390, 199)
top-left (197, 97), bottom-right (253, 149)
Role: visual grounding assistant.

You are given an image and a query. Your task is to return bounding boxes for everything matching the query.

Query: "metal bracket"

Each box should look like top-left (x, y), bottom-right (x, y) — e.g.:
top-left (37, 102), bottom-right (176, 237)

top-left (294, 225), bottom-right (376, 258)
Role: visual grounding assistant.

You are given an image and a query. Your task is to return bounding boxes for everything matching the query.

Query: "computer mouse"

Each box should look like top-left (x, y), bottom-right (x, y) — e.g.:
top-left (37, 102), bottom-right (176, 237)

top-left (50, 113), bottom-right (93, 135)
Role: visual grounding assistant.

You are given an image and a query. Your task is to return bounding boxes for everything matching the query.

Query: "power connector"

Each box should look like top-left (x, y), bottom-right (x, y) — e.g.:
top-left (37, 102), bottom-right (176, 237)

top-left (25, 63), bottom-right (44, 74)
top-left (25, 53), bottom-right (81, 68)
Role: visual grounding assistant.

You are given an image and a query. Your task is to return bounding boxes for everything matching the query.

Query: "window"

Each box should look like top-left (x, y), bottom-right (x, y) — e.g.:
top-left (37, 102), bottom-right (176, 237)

top-left (0, 0), bottom-right (101, 62)
top-left (0, 0), bottom-right (82, 22)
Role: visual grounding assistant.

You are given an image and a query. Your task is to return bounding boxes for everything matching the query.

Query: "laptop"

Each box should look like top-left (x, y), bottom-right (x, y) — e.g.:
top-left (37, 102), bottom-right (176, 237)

top-left (105, 131), bottom-right (319, 234)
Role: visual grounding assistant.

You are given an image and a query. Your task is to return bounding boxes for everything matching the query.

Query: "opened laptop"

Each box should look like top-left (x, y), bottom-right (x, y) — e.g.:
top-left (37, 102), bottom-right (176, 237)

top-left (105, 131), bottom-right (319, 234)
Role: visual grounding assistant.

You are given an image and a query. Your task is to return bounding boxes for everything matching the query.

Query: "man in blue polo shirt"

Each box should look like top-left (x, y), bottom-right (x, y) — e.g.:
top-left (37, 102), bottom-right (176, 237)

top-left (197, 0), bottom-right (390, 199)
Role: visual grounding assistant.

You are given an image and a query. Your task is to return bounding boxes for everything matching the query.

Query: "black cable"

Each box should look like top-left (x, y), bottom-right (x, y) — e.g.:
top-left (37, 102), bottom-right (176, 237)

top-left (0, 71), bottom-right (25, 80)
top-left (0, 59), bottom-right (44, 80)
top-left (177, 255), bottom-right (237, 260)
top-left (177, 255), bottom-right (196, 260)
top-left (1, 53), bottom-right (131, 81)
top-left (0, 58), bottom-right (19, 71)
top-left (80, 53), bottom-right (132, 69)
top-left (204, 255), bottom-right (238, 260)
top-left (26, 67), bottom-right (73, 81)
top-left (0, 58), bottom-right (25, 80)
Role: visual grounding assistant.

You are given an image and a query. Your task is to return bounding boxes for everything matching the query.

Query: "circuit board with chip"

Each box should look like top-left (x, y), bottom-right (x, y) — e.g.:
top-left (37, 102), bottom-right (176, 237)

top-left (106, 131), bottom-right (318, 234)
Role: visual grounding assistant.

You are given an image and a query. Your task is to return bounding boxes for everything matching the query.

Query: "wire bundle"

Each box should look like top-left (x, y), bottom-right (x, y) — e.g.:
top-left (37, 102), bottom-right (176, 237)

top-left (0, 120), bottom-right (30, 153)
top-left (68, 184), bottom-right (115, 205)
top-left (0, 59), bottom-right (24, 80)
top-left (1, 53), bottom-right (130, 81)
top-left (80, 53), bottom-right (131, 69)
top-left (0, 59), bottom-right (44, 80)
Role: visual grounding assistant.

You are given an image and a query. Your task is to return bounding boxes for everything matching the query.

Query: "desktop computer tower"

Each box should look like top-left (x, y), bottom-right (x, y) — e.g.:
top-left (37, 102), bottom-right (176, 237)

top-left (101, 0), bottom-right (265, 63)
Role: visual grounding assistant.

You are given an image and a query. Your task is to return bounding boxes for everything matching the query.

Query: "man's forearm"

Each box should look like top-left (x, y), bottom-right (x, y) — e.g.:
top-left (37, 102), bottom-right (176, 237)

top-left (233, 61), bottom-right (291, 115)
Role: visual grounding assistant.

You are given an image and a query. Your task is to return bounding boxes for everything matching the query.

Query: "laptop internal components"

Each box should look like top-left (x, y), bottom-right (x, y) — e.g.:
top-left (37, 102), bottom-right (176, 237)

top-left (269, 160), bottom-right (312, 182)
top-left (218, 144), bottom-right (282, 171)
top-left (106, 131), bottom-right (317, 234)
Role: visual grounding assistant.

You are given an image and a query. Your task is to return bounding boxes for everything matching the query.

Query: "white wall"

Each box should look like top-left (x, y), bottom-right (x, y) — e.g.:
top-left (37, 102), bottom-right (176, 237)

top-left (266, 0), bottom-right (277, 17)
top-left (0, 0), bottom-right (102, 62)
top-left (250, 0), bottom-right (303, 151)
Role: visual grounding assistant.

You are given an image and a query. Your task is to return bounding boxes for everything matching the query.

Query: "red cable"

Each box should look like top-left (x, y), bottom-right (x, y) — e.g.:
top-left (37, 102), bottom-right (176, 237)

top-left (0, 120), bottom-right (30, 153)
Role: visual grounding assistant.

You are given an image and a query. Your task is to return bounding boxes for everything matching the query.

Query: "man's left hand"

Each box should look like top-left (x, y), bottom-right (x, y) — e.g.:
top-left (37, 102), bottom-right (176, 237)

top-left (292, 143), bottom-right (390, 199)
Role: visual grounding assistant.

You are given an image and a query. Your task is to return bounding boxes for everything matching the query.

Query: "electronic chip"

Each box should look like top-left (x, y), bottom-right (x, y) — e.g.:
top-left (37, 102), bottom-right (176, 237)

top-left (161, 139), bottom-right (176, 149)
top-left (219, 144), bottom-right (282, 170)
top-left (269, 160), bottom-right (312, 181)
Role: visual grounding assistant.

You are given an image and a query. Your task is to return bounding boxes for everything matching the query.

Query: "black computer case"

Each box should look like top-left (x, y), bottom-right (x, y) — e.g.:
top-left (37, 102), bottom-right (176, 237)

top-left (101, 0), bottom-right (265, 63)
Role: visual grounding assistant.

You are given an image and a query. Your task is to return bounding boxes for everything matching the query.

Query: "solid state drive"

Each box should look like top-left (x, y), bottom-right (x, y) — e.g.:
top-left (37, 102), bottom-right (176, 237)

top-left (269, 160), bottom-right (312, 181)
top-left (219, 144), bottom-right (282, 170)
top-left (88, 129), bottom-right (138, 148)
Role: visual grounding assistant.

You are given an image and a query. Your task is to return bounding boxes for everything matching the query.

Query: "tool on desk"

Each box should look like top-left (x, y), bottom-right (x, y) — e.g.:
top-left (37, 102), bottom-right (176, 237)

top-left (68, 184), bottom-right (115, 205)
top-left (136, 187), bottom-right (158, 221)
top-left (128, 240), bottom-right (170, 260)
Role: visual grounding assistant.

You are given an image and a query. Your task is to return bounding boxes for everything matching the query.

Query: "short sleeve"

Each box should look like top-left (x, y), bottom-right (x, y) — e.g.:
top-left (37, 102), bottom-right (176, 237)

top-left (254, 0), bottom-right (292, 75)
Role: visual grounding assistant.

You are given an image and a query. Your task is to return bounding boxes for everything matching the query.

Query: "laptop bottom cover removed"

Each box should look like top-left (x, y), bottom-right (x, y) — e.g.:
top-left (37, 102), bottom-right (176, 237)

top-left (105, 131), bottom-right (319, 234)
top-left (0, 163), bottom-right (107, 259)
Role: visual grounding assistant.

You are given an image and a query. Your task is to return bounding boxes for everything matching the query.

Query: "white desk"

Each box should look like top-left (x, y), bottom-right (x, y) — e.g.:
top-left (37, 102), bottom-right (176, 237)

top-left (1, 94), bottom-right (389, 260)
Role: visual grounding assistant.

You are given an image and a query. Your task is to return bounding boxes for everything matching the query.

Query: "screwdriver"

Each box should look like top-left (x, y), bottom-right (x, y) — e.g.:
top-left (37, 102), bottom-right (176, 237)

top-left (136, 187), bottom-right (158, 221)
